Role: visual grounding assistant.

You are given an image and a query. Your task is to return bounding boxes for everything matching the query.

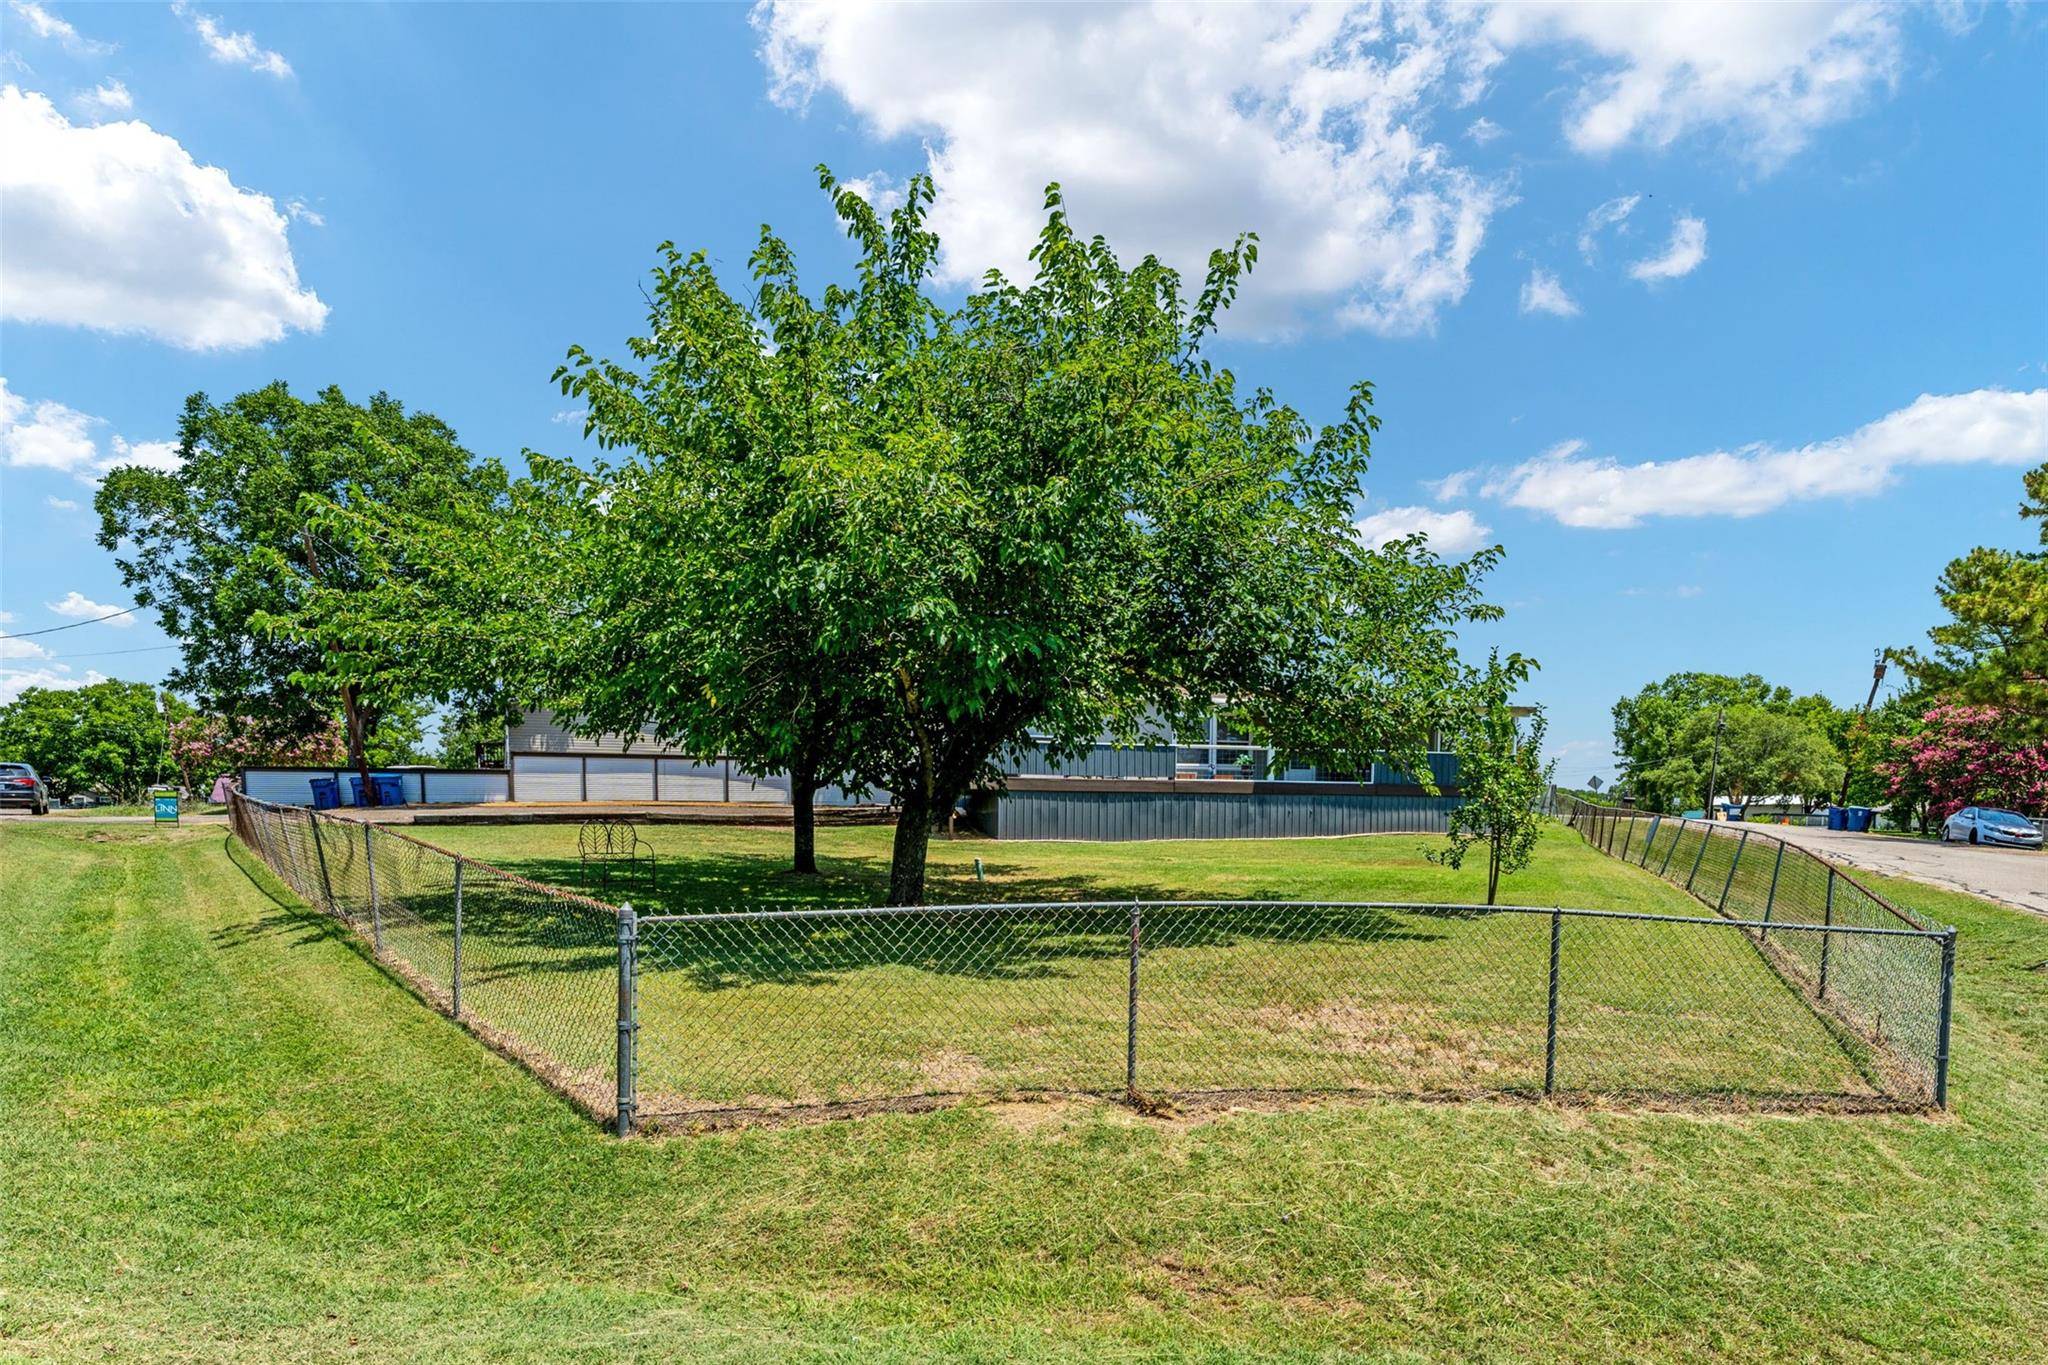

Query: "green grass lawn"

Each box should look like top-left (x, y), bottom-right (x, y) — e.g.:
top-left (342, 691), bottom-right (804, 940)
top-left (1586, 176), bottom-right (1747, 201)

top-left (3, 819), bottom-right (2044, 1360)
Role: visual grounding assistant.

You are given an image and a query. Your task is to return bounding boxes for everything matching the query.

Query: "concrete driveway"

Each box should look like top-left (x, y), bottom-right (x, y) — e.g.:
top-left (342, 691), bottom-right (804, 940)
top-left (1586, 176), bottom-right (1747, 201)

top-left (1751, 822), bottom-right (2045, 918)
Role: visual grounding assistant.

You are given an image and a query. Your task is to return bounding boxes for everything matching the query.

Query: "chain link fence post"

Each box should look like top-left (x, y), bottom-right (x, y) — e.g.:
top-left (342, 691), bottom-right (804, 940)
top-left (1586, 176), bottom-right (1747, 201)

top-left (1934, 927), bottom-right (1957, 1109)
top-left (1761, 839), bottom-right (1785, 942)
top-left (1618, 814), bottom-right (1636, 864)
top-left (309, 811), bottom-right (336, 913)
top-left (1684, 822), bottom-right (1711, 892)
top-left (616, 901), bottom-right (638, 1136)
top-left (1717, 829), bottom-right (1749, 913)
top-left (451, 859), bottom-right (464, 1020)
top-left (363, 819), bottom-right (382, 954)
top-left (1660, 817), bottom-right (1684, 877)
top-left (1125, 901), bottom-right (1141, 1101)
top-left (1819, 868), bottom-right (1835, 999)
top-left (1544, 907), bottom-right (1562, 1095)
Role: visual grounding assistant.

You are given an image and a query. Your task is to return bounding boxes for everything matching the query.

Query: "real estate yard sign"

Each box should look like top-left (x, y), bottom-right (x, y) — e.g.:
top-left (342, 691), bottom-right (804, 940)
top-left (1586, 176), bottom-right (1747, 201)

top-left (152, 790), bottom-right (179, 825)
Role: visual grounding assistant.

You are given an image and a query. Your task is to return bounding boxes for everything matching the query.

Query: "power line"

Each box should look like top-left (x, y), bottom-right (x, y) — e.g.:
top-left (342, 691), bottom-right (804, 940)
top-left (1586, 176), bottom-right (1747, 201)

top-left (0, 606), bottom-right (140, 638)
top-left (27, 644), bottom-right (180, 661)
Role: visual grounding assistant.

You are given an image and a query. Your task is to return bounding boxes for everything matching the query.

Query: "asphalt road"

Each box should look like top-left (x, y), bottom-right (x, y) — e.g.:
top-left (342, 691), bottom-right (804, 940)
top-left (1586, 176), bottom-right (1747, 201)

top-left (1752, 822), bottom-right (2045, 918)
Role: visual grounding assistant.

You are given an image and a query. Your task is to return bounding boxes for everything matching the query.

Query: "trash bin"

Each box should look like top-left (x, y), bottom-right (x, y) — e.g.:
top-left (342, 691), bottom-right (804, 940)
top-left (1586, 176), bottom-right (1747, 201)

top-left (308, 777), bottom-right (340, 811)
top-left (348, 775), bottom-right (367, 806)
top-left (1826, 806), bottom-right (1847, 831)
top-left (1723, 805), bottom-right (1745, 823)
top-left (371, 772), bottom-right (405, 807)
top-left (1846, 806), bottom-right (1874, 833)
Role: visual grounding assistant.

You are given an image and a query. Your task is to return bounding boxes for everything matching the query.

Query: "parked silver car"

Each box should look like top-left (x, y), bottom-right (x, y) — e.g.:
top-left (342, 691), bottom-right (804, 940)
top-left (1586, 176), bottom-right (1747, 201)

top-left (0, 762), bottom-right (50, 815)
top-left (1940, 806), bottom-right (2043, 849)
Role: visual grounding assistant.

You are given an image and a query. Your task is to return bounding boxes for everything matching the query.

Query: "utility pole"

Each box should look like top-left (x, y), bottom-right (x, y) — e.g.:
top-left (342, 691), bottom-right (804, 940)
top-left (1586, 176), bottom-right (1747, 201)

top-left (1703, 706), bottom-right (1726, 820)
top-left (1836, 651), bottom-right (1888, 813)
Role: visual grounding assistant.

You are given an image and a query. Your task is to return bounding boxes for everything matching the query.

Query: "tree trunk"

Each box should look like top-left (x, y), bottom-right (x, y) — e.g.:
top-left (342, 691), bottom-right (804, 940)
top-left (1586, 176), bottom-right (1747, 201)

top-left (886, 791), bottom-right (935, 906)
top-left (340, 683), bottom-right (376, 807)
top-left (791, 763), bottom-right (820, 875)
top-left (1486, 839), bottom-right (1501, 906)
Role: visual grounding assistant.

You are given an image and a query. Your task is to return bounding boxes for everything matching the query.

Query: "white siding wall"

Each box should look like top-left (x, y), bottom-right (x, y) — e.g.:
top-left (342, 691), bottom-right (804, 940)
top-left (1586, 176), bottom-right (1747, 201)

top-left (511, 754), bottom-right (582, 801)
top-left (656, 758), bottom-right (727, 801)
top-left (586, 756), bottom-right (656, 801)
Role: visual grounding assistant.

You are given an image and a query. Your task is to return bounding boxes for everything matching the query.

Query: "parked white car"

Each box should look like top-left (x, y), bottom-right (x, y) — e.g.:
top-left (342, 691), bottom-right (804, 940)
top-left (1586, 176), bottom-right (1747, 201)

top-left (1940, 807), bottom-right (2043, 850)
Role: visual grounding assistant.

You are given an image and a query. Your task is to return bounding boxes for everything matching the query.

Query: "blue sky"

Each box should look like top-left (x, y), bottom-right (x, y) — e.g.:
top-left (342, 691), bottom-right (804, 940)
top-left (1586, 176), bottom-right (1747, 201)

top-left (2, 2), bottom-right (2044, 782)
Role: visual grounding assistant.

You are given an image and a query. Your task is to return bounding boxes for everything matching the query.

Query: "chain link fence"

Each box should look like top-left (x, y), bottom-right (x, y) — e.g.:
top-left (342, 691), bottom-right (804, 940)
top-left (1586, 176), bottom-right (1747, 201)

top-left (229, 789), bottom-right (626, 1123)
top-left (229, 789), bottom-right (1956, 1134)
top-left (1557, 794), bottom-right (1955, 1106)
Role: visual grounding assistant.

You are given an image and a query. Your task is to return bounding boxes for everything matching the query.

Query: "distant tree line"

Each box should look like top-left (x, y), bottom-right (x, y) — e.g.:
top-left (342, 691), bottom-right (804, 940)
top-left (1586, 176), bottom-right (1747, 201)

top-left (1603, 460), bottom-right (2048, 829)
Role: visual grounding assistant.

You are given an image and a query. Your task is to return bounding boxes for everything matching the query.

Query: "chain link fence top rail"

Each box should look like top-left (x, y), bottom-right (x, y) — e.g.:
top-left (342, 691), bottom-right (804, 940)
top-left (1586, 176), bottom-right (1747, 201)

top-left (228, 790), bottom-right (1956, 1134)
top-left (230, 789), bottom-right (626, 1123)
top-left (1555, 795), bottom-right (1954, 1106)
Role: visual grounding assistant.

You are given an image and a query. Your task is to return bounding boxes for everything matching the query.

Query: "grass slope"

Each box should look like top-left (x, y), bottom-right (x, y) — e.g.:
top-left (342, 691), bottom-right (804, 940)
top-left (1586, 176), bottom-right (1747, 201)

top-left (1, 821), bottom-right (2043, 1361)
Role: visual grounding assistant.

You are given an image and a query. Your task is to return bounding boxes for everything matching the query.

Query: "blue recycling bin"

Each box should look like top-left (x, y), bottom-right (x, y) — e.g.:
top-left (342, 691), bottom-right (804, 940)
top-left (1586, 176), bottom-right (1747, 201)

top-left (347, 773), bottom-right (407, 806)
top-left (308, 776), bottom-right (340, 810)
top-left (1846, 806), bottom-right (1874, 833)
top-left (1826, 806), bottom-right (1847, 831)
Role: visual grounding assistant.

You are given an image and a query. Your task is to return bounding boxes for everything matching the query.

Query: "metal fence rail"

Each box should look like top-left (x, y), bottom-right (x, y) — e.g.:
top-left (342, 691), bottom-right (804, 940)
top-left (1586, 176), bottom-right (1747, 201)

top-left (229, 789), bottom-right (626, 1122)
top-left (1557, 794), bottom-right (1956, 1106)
top-left (228, 790), bottom-right (1956, 1134)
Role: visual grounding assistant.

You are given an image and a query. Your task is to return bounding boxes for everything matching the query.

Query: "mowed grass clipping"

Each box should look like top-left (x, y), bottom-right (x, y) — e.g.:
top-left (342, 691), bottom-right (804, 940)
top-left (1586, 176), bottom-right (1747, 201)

top-left (1, 819), bottom-right (2043, 1361)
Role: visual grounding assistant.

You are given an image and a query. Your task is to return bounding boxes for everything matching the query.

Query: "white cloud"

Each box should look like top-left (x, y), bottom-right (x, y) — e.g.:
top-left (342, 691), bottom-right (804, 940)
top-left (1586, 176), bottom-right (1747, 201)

top-left (1628, 214), bottom-right (1707, 282)
top-left (0, 378), bottom-right (180, 480)
top-left (1577, 193), bottom-right (1641, 260)
top-left (1481, 2), bottom-right (1903, 166)
top-left (105, 435), bottom-right (180, 473)
top-left (8, 1), bottom-right (110, 55)
top-left (0, 85), bottom-right (327, 349)
top-left (0, 377), bottom-right (97, 472)
top-left (0, 635), bottom-right (51, 661)
top-left (173, 1), bottom-right (291, 78)
top-left (756, 2), bottom-right (1507, 337)
top-left (73, 77), bottom-right (130, 115)
top-left (551, 408), bottom-right (588, 425)
top-left (46, 590), bottom-right (134, 625)
top-left (1465, 116), bottom-right (1504, 145)
top-left (45, 495), bottom-right (78, 511)
top-left (840, 172), bottom-right (905, 214)
top-left (1354, 504), bottom-right (1495, 556)
top-left (1480, 388), bottom-right (2048, 529)
top-left (0, 663), bottom-right (106, 704)
top-left (1518, 267), bottom-right (1579, 318)
top-left (1423, 469), bottom-right (1475, 501)
top-left (285, 197), bottom-right (324, 227)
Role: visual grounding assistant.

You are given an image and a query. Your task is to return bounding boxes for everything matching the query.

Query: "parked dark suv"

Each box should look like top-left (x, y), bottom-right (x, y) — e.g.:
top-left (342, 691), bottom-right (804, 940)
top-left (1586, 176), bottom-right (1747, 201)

top-left (0, 763), bottom-right (50, 815)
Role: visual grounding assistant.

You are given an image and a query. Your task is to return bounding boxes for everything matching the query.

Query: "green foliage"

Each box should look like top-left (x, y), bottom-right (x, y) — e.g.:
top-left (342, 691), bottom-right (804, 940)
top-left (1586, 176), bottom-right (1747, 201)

top-left (1892, 461), bottom-right (2048, 738)
top-left (0, 680), bottom-right (177, 801)
top-left (1638, 704), bottom-right (1845, 810)
top-left (1612, 672), bottom-right (1845, 812)
top-left (282, 171), bottom-right (1503, 902)
top-left (93, 383), bottom-right (500, 780)
top-left (1433, 651), bottom-right (1552, 904)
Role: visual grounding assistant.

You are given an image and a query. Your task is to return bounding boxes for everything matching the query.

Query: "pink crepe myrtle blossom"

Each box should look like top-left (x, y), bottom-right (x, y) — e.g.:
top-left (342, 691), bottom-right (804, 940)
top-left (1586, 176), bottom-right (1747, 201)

top-left (1881, 704), bottom-right (2048, 824)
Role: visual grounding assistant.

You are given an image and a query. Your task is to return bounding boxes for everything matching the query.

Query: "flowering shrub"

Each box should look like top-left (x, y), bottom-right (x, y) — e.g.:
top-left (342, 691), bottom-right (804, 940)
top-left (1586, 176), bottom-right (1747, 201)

top-left (168, 715), bottom-right (346, 794)
top-left (1881, 704), bottom-right (2048, 826)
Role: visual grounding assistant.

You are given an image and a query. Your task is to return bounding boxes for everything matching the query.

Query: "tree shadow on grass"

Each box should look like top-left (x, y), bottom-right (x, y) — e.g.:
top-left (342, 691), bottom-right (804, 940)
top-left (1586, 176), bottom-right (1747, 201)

top-left (261, 838), bottom-right (1505, 993)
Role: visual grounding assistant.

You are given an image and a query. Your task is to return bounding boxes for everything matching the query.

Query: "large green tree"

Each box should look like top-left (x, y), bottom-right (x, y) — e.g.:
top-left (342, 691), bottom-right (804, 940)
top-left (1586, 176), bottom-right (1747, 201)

top-left (1893, 461), bottom-right (2048, 737)
top-left (277, 174), bottom-right (1503, 903)
top-left (0, 681), bottom-right (182, 802)
top-left (1638, 704), bottom-right (1844, 812)
top-left (1612, 672), bottom-right (1841, 812)
top-left (95, 383), bottom-right (501, 802)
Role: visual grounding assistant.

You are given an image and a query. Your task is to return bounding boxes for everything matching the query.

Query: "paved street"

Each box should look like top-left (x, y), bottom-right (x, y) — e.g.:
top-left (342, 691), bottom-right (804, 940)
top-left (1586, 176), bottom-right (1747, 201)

top-left (1749, 821), bottom-right (2045, 918)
